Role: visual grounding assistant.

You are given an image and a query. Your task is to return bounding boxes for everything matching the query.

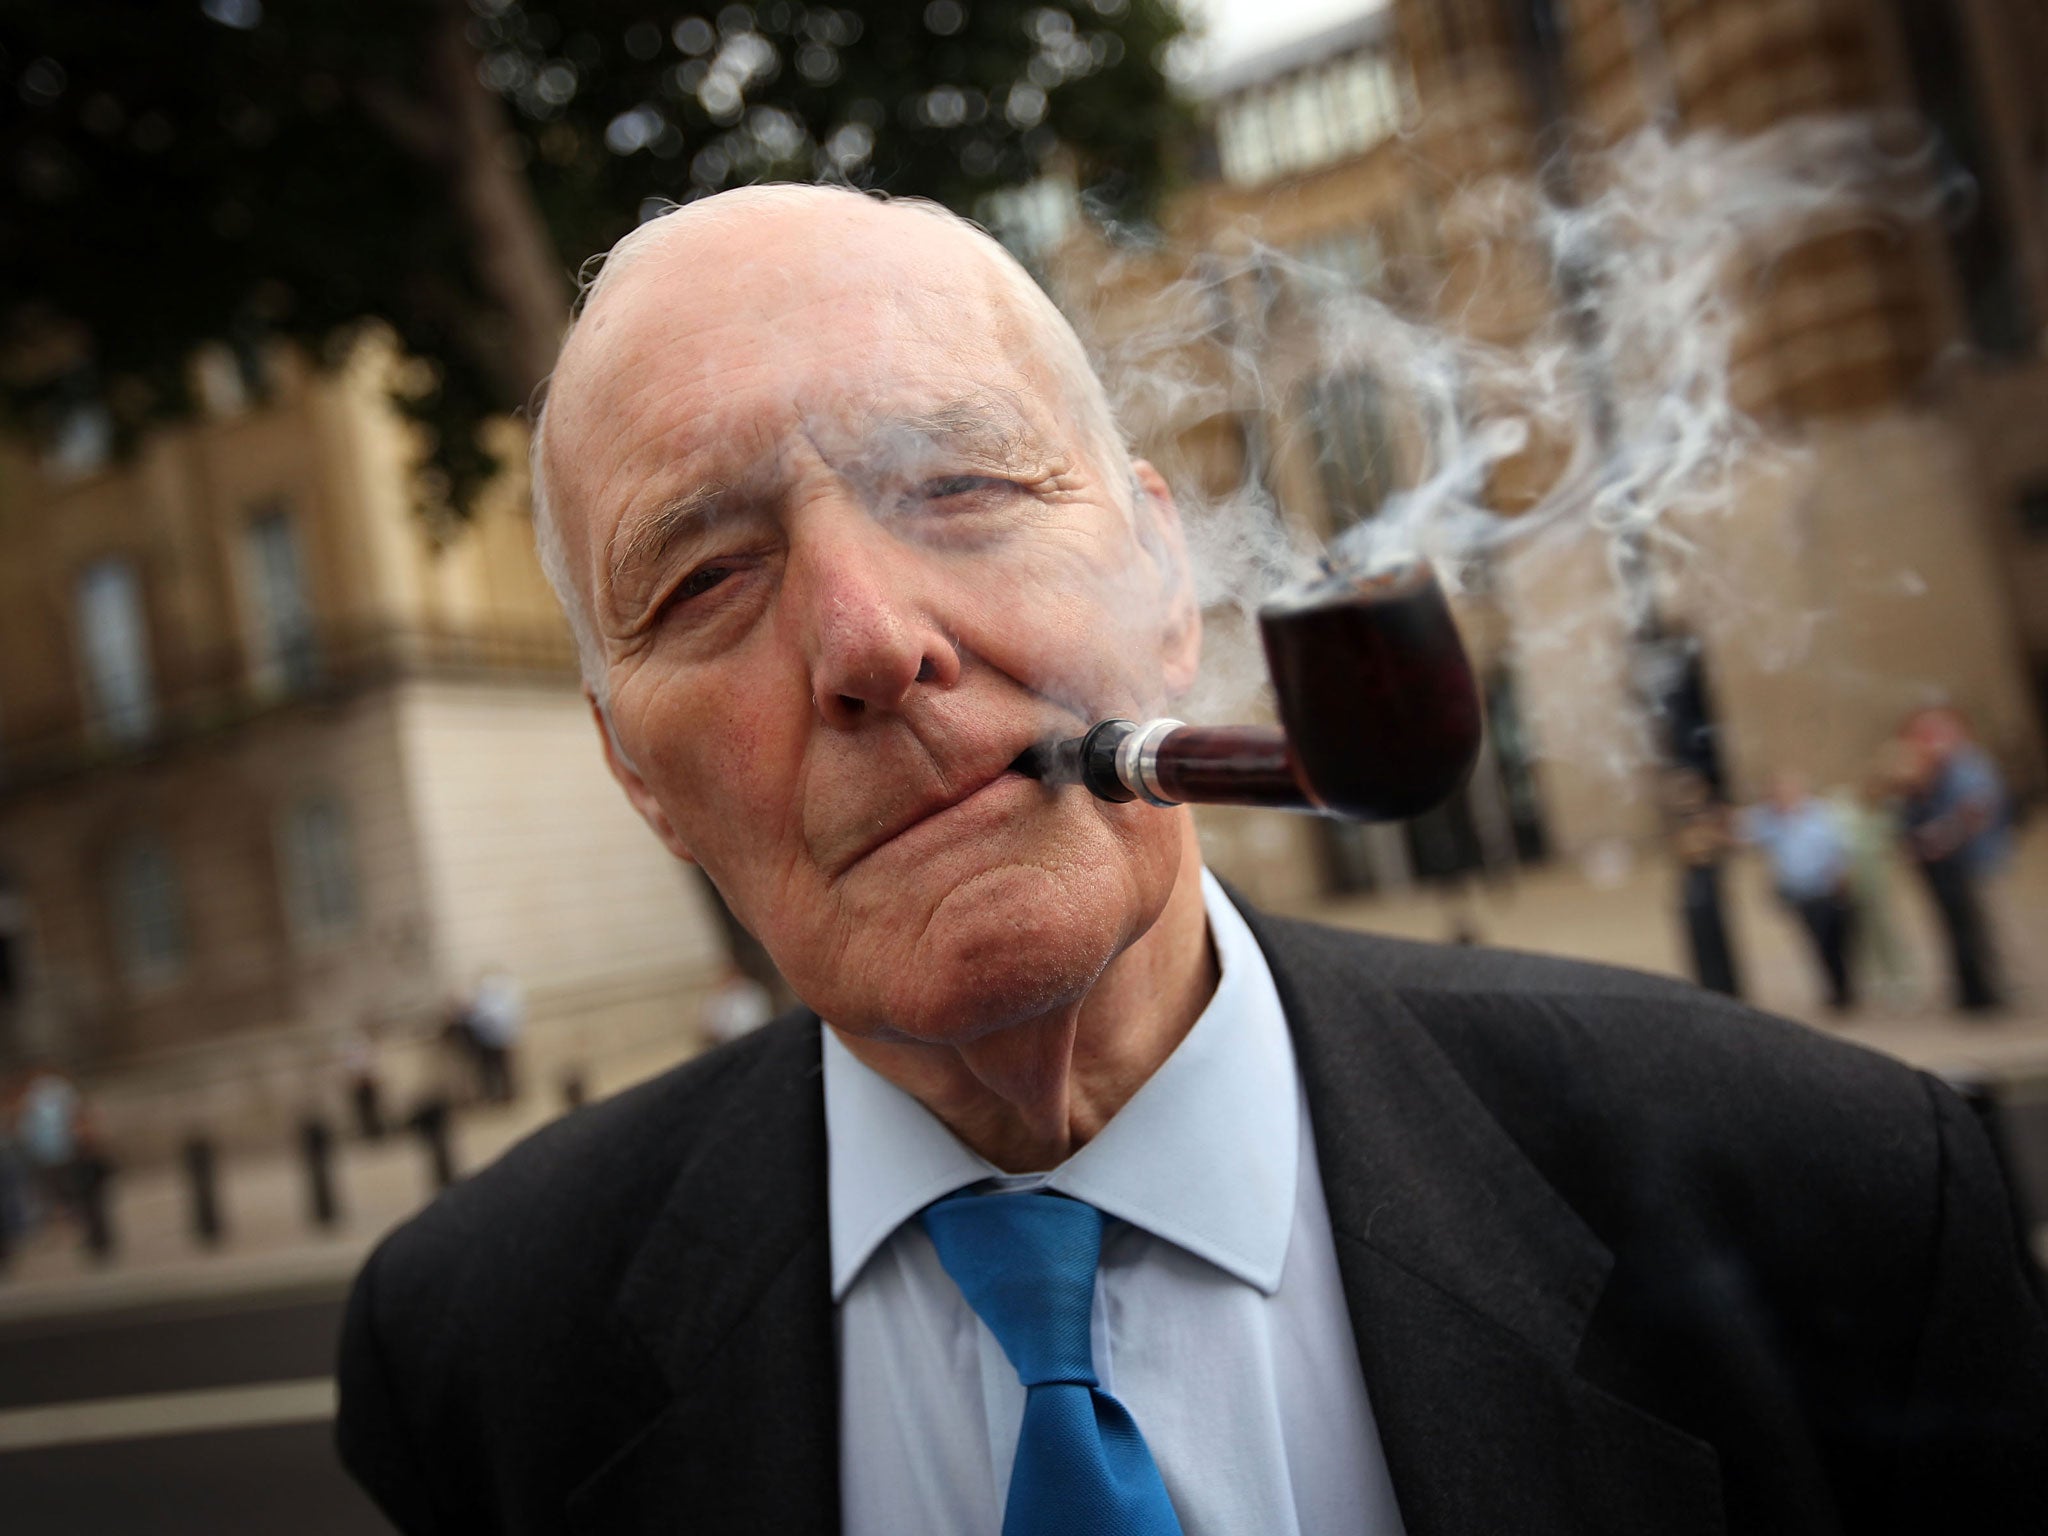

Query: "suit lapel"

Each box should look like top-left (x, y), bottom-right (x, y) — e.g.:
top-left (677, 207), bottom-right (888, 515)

top-left (1246, 910), bottom-right (1726, 1536)
top-left (567, 1020), bottom-right (839, 1536)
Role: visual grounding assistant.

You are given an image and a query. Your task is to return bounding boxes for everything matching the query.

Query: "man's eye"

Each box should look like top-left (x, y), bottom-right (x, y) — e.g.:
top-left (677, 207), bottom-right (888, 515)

top-left (919, 474), bottom-right (1009, 500)
top-left (676, 564), bottom-right (733, 601)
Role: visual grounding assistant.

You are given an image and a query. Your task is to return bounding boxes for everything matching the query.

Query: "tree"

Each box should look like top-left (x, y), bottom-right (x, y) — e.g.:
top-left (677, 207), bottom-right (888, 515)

top-left (0, 0), bottom-right (1188, 511)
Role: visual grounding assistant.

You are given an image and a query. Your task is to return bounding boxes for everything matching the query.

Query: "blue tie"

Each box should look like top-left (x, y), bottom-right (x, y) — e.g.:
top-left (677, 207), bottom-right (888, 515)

top-left (920, 1192), bottom-right (1185, 1536)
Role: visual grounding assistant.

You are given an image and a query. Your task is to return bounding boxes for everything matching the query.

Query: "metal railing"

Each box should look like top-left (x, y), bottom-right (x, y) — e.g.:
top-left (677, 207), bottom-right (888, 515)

top-left (0, 620), bottom-right (581, 800)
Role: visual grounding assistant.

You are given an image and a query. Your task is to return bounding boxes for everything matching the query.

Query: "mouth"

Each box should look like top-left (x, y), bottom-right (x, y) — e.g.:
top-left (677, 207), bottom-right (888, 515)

top-left (1006, 740), bottom-right (1072, 782)
top-left (839, 745), bottom-right (1061, 875)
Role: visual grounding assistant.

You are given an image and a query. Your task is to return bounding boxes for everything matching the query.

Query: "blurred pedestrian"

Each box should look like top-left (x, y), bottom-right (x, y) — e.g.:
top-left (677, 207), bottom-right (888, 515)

top-left (1832, 755), bottom-right (1916, 1008)
top-left (1741, 773), bottom-right (1856, 1012)
top-left (468, 967), bottom-right (525, 1105)
top-left (70, 1098), bottom-right (115, 1262)
top-left (344, 1018), bottom-right (388, 1140)
top-left (409, 1021), bottom-right (471, 1191)
top-left (438, 993), bottom-right (482, 1106)
top-left (1897, 707), bottom-right (2010, 1013)
top-left (0, 1140), bottom-right (29, 1266)
top-left (0, 1075), bottom-right (34, 1266)
top-left (16, 1065), bottom-right (80, 1213)
top-left (182, 1131), bottom-right (225, 1246)
top-left (301, 1114), bottom-right (342, 1229)
top-left (700, 964), bottom-right (775, 1047)
top-left (1667, 770), bottom-right (1742, 998)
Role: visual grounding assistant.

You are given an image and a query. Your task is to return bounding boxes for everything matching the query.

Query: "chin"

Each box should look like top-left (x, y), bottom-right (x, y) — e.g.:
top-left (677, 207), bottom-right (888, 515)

top-left (810, 854), bottom-right (1162, 1043)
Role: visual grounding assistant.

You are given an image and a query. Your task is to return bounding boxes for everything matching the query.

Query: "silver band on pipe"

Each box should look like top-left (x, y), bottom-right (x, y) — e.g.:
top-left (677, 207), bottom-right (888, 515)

top-left (1116, 718), bottom-right (1185, 807)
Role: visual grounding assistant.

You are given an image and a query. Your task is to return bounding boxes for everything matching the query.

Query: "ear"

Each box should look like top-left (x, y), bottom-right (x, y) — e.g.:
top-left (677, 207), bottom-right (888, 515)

top-left (588, 690), bottom-right (698, 865)
top-left (1133, 460), bottom-right (1203, 697)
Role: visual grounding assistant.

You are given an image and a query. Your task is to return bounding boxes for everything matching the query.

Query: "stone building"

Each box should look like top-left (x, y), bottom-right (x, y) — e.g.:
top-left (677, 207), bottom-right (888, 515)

top-left (0, 337), bottom-right (726, 1143)
top-left (1043, 0), bottom-right (2047, 902)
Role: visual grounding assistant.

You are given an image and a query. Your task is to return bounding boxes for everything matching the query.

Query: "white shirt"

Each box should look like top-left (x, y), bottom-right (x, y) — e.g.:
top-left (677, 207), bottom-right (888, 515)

top-left (827, 870), bottom-right (1407, 1536)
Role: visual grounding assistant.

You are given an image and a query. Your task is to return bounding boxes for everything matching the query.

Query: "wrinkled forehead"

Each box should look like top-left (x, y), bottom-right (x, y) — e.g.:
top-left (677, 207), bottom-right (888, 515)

top-left (551, 217), bottom-right (1068, 472)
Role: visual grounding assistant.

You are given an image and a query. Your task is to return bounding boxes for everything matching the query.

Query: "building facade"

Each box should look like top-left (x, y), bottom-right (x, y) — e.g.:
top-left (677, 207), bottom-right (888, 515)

top-left (0, 337), bottom-right (726, 1144)
top-left (1048, 0), bottom-right (2047, 899)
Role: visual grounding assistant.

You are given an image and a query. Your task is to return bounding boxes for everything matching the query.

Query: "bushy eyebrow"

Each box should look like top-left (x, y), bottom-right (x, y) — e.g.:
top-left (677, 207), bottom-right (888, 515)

top-left (869, 398), bottom-right (1041, 466)
top-left (604, 482), bottom-right (731, 616)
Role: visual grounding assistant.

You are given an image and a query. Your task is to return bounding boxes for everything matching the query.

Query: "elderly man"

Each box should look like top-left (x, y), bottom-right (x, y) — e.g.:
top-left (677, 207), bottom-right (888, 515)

top-left (336, 187), bottom-right (2048, 1535)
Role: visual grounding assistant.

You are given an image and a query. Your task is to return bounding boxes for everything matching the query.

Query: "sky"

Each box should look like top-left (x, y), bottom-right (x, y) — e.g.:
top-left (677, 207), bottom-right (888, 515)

top-left (1173, 0), bottom-right (1387, 80)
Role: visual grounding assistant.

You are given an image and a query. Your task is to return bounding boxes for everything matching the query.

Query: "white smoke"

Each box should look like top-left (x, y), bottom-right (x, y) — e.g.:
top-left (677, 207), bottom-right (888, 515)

top-left (1071, 115), bottom-right (1940, 747)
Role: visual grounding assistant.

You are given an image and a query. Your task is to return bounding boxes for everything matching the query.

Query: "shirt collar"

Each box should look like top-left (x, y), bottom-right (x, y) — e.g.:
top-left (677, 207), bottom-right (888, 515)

top-left (824, 868), bottom-right (1300, 1300)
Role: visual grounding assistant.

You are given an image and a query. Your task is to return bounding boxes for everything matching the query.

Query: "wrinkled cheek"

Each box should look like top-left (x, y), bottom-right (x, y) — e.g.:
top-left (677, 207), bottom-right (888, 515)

top-left (644, 697), bottom-right (803, 885)
top-left (942, 537), bottom-right (1168, 708)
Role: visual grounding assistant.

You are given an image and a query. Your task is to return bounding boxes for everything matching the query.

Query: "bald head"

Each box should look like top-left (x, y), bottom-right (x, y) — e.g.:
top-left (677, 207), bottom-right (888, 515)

top-left (530, 185), bottom-right (1132, 697)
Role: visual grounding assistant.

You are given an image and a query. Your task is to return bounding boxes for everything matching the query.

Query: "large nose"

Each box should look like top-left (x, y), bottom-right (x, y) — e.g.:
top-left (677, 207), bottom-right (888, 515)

top-left (785, 511), bottom-right (961, 729)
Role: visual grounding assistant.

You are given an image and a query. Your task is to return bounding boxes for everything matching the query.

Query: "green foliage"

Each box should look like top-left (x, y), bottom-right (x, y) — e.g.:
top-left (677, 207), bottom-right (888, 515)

top-left (487, 0), bottom-right (1189, 242)
top-left (0, 0), bottom-right (1188, 513)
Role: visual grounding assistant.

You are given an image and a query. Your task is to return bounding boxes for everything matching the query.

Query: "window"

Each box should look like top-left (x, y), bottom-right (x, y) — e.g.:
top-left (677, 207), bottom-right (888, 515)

top-left (193, 344), bottom-right (251, 417)
top-left (1288, 73), bottom-right (1331, 166)
top-left (282, 796), bottom-right (359, 943)
top-left (1335, 57), bottom-right (1380, 155)
top-left (44, 400), bottom-right (113, 481)
top-left (1888, 0), bottom-right (2033, 356)
top-left (1296, 227), bottom-right (1388, 294)
top-left (112, 837), bottom-right (187, 988)
top-left (1486, 669), bottom-right (1548, 864)
top-left (1303, 369), bottom-right (1396, 529)
top-left (1215, 47), bottom-right (1408, 187)
top-left (2017, 481), bottom-right (2048, 540)
top-left (243, 503), bottom-right (318, 693)
top-left (1218, 97), bottom-right (1274, 184)
top-left (984, 176), bottom-right (1080, 266)
top-left (75, 557), bottom-right (156, 743)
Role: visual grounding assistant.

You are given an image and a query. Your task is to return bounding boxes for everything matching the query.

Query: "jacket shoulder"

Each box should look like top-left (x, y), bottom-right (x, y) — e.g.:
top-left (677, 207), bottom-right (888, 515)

top-left (1251, 906), bottom-right (1921, 1100)
top-left (1248, 908), bottom-right (1942, 1233)
top-left (1252, 907), bottom-right (1732, 1008)
top-left (335, 1012), bottom-right (823, 1528)
top-left (1245, 911), bottom-right (2048, 1524)
top-left (356, 1010), bottom-right (820, 1321)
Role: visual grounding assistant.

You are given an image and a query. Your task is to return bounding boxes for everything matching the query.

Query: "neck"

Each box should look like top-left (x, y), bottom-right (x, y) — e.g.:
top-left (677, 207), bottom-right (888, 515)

top-left (832, 829), bottom-right (1217, 1172)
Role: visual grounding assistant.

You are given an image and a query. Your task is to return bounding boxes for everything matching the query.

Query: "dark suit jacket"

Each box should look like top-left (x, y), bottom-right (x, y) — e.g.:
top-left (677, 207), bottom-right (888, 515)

top-left (337, 907), bottom-right (2048, 1534)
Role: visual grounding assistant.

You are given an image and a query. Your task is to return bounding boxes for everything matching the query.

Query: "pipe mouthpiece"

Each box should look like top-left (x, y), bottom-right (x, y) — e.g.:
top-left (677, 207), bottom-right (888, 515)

top-left (1078, 719), bottom-right (1140, 802)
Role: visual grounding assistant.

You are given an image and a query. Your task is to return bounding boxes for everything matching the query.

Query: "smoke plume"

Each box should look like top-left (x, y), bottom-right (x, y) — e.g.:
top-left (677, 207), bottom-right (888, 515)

top-left (1072, 115), bottom-right (1939, 754)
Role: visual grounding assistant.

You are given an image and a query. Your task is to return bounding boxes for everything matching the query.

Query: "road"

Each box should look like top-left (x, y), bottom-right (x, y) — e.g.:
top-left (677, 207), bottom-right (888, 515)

top-left (0, 1279), bottom-right (390, 1534)
top-left (0, 1121), bottom-right (2040, 1536)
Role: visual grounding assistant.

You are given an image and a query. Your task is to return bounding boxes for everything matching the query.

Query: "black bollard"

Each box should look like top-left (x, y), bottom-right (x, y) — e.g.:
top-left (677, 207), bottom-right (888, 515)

top-left (76, 1153), bottom-right (115, 1262)
top-left (410, 1098), bottom-right (456, 1191)
top-left (300, 1116), bottom-right (341, 1229)
top-left (182, 1135), bottom-right (224, 1247)
top-left (351, 1075), bottom-right (385, 1141)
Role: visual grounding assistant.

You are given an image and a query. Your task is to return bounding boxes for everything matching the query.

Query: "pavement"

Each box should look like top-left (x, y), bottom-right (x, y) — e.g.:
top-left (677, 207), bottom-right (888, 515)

top-left (0, 1277), bottom-right (384, 1533)
top-left (0, 1033), bottom-right (699, 1314)
top-left (1294, 820), bottom-right (2048, 1087)
top-left (0, 1061), bottom-right (692, 1533)
top-left (6, 820), bottom-right (2045, 1313)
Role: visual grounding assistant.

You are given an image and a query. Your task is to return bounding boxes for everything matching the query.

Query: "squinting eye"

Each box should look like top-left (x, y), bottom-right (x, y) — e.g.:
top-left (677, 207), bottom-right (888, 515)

top-left (920, 475), bottom-right (1008, 500)
top-left (676, 564), bottom-right (733, 601)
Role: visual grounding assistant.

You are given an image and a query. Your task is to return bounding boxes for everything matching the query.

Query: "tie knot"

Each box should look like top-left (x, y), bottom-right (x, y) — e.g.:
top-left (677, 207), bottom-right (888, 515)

top-left (919, 1192), bottom-right (1104, 1388)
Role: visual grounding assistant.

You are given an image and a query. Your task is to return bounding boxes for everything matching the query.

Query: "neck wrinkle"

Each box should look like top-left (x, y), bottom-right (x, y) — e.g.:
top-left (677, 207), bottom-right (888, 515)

top-left (833, 828), bottom-right (1217, 1172)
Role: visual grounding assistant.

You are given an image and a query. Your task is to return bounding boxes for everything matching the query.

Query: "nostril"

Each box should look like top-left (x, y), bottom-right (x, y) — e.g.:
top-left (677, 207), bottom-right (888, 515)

top-left (838, 694), bottom-right (864, 715)
top-left (915, 658), bottom-right (936, 683)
